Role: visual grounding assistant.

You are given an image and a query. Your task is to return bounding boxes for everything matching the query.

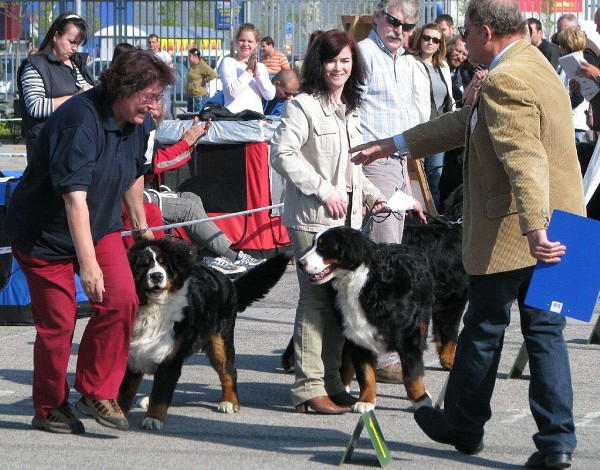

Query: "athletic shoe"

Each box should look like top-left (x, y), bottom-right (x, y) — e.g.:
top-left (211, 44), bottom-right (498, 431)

top-left (234, 251), bottom-right (266, 268)
top-left (31, 402), bottom-right (85, 434)
top-left (75, 397), bottom-right (129, 431)
top-left (202, 256), bottom-right (246, 274)
top-left (376, 362), bottom-right (404, 384)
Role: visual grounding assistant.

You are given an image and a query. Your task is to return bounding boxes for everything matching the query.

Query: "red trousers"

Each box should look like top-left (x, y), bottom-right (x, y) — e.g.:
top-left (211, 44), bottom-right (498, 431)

top-left (13, 232), bottom-right (138, 419)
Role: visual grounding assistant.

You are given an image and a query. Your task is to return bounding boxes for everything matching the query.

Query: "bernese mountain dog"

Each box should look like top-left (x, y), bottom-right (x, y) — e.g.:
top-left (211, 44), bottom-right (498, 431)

top-left (119, 238), bottom-right (291, 430)
top-left (281, 187), bottom-right (467, 412)
top-left (402, 185), bottom-right (467, 370)
top-left (298, 227), bottom-right (436, 412)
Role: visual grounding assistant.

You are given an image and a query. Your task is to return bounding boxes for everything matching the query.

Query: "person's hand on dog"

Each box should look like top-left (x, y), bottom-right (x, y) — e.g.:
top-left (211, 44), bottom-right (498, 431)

top-left (527, 229), bottom-right (565, 263)
top-left (182, 117), bottom-right (211, 146)
top-left (79, 258), bottom-right (104, 303)
top-left (324, 190), bottom-right (348, 220)
top-left (350, 138), bottom-right (398, 165)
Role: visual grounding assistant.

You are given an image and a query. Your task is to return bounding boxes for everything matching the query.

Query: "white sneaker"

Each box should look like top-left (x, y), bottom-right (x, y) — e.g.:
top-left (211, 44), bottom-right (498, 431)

top-left (234, 251), bottom-right (266, 268)
top-left (202, 256), bottom-right (246, 275)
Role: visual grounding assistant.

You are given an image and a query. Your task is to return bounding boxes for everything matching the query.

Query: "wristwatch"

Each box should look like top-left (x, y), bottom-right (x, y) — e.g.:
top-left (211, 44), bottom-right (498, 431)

top-left (595, 75), bottom-right (600, 85)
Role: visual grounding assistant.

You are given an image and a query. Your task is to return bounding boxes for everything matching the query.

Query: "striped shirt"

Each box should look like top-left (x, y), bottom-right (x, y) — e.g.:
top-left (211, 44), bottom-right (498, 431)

top-left (21, 62), bottom-right (89, 118)
top-left (260, 49), bottom-right (290, 74)
top-left (357, 29), bottom-right (430, 144)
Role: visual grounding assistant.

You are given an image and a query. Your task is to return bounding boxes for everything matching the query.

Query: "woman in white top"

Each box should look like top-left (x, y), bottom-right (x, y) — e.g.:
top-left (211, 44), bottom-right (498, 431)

top-left (409, 23), bottom-right (453, 211)
top-left (220, 23), bottom-right (275, 114)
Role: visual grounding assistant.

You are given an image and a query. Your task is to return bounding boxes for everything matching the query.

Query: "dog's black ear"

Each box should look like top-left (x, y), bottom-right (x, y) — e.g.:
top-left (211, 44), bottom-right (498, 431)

top-left (336, 228), bottom-right (372, 270)
top-left (161, 240), bottom-right (196, 287)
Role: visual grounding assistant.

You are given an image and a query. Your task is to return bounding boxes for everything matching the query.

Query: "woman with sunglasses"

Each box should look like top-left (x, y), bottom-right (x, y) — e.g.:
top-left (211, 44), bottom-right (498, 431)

top-left (17, 12), bottom-right (95, 162)
top-left (409, 23), bottom-right (453, 211)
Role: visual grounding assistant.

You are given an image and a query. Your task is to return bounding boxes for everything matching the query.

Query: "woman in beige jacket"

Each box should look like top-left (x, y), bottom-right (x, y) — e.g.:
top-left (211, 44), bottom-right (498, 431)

top-left (271, 30), bottom-right (387, 414)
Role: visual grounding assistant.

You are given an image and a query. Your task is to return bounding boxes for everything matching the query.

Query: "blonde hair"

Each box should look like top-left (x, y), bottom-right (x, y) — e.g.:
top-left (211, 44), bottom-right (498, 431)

top-left (558, 27), bottom-right (586, 53)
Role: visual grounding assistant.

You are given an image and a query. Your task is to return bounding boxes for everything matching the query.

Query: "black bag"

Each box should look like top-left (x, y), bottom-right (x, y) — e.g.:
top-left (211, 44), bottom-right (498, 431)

top-left (199, 102), bottom-right (264, 121)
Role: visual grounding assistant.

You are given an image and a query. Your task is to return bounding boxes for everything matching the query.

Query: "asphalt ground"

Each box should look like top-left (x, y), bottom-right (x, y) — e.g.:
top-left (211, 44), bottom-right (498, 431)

top-left (0, 263), bottom-right (599, 469)
top-left (1, 142), bottom-right (599, 468)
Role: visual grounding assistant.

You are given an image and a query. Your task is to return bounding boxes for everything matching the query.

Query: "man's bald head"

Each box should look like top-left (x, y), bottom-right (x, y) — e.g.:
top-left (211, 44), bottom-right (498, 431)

top-left (273, 69), bottom-right (300, 101)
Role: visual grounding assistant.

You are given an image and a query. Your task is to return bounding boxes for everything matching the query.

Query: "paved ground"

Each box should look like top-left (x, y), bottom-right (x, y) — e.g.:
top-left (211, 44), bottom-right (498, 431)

top-left (0, 264), bottom-right (599, 469)
top-left (0, 141), bottom-right (26, 174)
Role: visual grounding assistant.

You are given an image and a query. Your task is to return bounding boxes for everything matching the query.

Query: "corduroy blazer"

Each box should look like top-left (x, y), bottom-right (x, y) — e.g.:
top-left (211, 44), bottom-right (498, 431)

top-left (403, 40), bottom-right (586, 275)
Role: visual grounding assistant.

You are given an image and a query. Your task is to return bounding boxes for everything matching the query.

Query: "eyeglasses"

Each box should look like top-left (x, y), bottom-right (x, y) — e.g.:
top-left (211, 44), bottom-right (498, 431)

top-left (458, 26), bottom-right (469, 40)
top-left (422, 35), bottom-right (442, 44)
top-left (138, 92), bottom-right (163, 104)
top-left (384, 12), bottom-right (416, 31)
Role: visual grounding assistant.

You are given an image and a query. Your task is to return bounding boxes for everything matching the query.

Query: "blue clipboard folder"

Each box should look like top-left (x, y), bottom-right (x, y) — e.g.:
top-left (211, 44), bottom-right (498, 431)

top-left (525, 210), bottom-right (600, 322)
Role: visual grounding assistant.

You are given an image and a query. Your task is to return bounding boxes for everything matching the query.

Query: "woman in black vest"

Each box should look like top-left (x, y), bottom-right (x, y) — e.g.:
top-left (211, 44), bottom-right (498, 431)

top-left (17, 12), bottom-right (95, 162)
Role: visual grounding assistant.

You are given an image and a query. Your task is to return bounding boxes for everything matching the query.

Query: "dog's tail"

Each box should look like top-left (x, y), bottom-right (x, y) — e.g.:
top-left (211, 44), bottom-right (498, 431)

top-left (234, 252), bottom-right (292, 311)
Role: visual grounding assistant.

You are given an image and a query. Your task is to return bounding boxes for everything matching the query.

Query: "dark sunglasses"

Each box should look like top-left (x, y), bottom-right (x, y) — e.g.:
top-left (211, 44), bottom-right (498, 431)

top-left (458, 26), bottom-right (469, 40)
top-left (422, 34), bottom-right (441, 44)
top-left (384, 12), bottom-right (416, 31)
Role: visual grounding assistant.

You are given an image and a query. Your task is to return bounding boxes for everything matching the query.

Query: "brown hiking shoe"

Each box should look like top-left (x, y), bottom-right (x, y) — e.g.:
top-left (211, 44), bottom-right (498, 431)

top-left (76, 396), bottom-right (129, 431)
top-left (32, 402), bottom-right (85, 434)
top-left (376, 362), bottom-right (404, 384)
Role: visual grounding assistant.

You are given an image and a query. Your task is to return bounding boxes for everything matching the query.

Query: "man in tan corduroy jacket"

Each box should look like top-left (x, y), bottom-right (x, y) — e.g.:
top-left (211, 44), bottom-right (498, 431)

top-left (351, 0), bottom-right (584, 467)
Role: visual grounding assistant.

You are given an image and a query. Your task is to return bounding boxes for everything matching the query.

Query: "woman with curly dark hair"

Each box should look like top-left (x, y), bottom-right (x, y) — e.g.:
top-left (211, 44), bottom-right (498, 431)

top-left (5, 49), bottom-right (173, 435)
top-left (271, 30), bottom-right (388, 414)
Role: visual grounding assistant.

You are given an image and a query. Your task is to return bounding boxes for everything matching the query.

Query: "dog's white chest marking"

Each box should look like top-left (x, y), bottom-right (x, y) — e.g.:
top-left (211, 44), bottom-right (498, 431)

top-left (128, 280), bottom-right (190, 374)
top-left (333, 265), bottom-right (387, 354)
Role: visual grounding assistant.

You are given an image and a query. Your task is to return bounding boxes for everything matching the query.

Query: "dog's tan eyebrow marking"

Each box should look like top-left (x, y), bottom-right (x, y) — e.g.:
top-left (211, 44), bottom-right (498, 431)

top-left (323, 259), bottom-right (340, 265)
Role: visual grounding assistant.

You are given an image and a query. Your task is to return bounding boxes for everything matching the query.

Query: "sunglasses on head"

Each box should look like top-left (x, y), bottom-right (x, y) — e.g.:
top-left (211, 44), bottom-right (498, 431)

top-left (422, 34), bottom-right (441, 44)
top-left (384, 12), bottom-right (416, 31)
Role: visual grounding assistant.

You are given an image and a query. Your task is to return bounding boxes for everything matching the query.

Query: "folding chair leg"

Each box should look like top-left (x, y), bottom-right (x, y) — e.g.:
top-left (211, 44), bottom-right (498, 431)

top-left (508, 341), bottom-right (529, 379)
top-left (587, 315), bottom-right (600, 344)
top-left (434, 374), bottom-right (449, 409)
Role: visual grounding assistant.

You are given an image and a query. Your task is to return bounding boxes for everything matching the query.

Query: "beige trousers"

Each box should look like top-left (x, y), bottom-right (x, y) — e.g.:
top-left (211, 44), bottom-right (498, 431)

top-left (287, 228), bottom-right (347, 406)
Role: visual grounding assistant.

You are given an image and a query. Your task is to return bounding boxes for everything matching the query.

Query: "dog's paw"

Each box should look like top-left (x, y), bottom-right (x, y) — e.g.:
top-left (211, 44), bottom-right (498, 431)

top-left (141, 417), bottom-right (164, 430)
top-left (410, 391), bottom-right (433, 411)
top-left (137, 395), bottom-right (150, 410)
top-left (351, 401), bottom-right (375, 413)
top-left (217, 401), bottom-right (239, 413)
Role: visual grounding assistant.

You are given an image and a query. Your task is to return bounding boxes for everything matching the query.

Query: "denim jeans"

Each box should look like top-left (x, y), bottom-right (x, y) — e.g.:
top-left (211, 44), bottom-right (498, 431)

top-left (187, 95), bottom-right (209, 113)
top-left (443, 267), bottom-right (576, 453)
top-left (423, 152), bottom-right (444, 211)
